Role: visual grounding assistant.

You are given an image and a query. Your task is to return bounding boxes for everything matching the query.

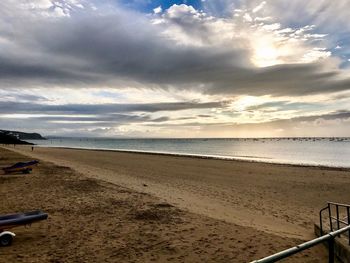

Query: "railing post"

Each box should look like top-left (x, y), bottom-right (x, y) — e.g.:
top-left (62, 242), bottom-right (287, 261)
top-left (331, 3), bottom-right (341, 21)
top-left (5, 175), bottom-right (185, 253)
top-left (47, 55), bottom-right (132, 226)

top-left (347, 207), bottom-right (350, 245)
top-left (328, 203), bottom-right (333, 232)
top-left (336, 205), bottom-right (340, 230)
top-left (328, 238), bottom-right (334, 263)
top-left (320, 209), bottom-right (323, 234)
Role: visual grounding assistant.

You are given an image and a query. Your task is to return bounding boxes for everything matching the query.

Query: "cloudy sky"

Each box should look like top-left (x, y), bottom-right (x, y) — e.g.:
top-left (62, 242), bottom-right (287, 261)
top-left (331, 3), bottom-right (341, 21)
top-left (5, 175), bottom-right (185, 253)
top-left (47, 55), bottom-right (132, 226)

top-left (1, 0), bottom-right (350, 137)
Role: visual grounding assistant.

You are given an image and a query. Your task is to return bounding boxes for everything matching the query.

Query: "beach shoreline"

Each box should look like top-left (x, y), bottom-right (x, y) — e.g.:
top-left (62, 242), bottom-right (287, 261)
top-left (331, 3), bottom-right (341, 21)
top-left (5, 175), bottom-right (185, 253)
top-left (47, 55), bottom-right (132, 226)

top-left (27, 144), bottom-right (350, 171)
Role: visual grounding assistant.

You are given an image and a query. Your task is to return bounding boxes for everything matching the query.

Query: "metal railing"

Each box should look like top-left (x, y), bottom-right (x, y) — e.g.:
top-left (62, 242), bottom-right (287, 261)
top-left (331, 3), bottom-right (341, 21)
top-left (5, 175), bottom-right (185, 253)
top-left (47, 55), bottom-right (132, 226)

top-left (320, 201), bottom-right (350, 245)
top-left (250, 225), bottom-right (350, 263)
top-left (251, 202), bottom-right (350, 263)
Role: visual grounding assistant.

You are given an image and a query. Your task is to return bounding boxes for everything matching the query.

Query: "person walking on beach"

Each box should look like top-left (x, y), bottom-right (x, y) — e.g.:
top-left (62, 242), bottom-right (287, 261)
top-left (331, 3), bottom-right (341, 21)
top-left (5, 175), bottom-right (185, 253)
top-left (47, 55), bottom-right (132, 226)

top-left (31, 147), bottom-right (34, 151)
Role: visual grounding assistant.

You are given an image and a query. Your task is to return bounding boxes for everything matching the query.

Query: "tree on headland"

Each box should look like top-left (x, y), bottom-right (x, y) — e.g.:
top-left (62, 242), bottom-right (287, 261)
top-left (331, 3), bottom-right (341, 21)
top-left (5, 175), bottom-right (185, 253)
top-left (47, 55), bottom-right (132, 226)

top-left (0, 131), bottom-right (34, 145)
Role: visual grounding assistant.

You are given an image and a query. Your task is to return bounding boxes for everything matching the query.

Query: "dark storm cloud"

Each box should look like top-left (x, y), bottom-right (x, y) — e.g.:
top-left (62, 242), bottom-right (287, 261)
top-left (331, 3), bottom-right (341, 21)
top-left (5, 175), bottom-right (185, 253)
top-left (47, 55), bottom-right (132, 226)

top-left (294, 110), bottom-right (350, 122)
top-left (198, 63), bottom-right (350, 96)
top-left (0, 101), bottom-right (223, 114)
top-left (0, 3), bottom-right (249, 89)
top-left (0, 99), bottom-right (224, 135)
top-left (1, 1), bottom-right (350, 96)
top-left (0, 117), bottom-right (113, 132)
top-left (28, 114), bottom-right (179, 124)
top-left (30, 114), bottom-right (150, 123)
top-left (0, 92), bottom-right (47, 102)
top-left (0, 57), bottom-right (82, 80)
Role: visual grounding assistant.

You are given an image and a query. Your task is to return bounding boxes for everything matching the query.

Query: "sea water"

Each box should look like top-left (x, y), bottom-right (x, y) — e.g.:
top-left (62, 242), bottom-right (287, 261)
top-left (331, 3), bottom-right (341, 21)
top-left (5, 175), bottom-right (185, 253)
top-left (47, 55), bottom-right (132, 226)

top-left (28, 137), bottom-right (350, 168)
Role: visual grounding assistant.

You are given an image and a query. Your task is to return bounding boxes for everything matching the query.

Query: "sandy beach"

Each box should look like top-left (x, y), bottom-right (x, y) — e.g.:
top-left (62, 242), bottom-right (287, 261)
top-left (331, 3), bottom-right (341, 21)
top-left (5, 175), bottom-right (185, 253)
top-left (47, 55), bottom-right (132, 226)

top-left (2, 146), bottom-right (350, 262)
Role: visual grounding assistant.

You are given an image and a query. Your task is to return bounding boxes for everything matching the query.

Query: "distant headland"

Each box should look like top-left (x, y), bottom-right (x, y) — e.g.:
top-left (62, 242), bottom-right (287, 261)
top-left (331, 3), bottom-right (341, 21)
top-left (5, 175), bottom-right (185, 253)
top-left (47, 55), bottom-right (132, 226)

top-left (0, 129), bottom-right (46, 144)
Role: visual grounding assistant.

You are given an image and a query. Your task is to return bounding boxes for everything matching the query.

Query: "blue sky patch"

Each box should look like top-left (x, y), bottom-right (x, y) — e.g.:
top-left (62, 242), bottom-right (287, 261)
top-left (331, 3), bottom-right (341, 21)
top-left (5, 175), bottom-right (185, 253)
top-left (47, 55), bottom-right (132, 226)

top-left (119, 0), bottom-right (203, 13)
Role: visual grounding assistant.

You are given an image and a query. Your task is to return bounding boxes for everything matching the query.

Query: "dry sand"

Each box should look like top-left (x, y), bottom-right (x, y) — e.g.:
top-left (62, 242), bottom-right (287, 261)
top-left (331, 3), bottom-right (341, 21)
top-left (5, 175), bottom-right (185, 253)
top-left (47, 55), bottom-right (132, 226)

top-left (2, 145), bottom-right (349, 262)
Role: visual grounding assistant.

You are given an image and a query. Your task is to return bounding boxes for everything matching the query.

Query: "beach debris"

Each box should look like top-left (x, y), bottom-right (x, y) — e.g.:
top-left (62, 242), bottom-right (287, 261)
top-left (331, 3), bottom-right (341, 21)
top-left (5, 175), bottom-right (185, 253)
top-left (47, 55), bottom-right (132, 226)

top-left (0, 232), bottom-right (15, 246)
top-left (0, 210), bottom-right (48, 246)
top-left (134, 208), bottom-right (164, 221)
top-left (143, 183), bottom-right (148, 187)
top-left (2, 160), bottom-right (39, 174)
top-left (154, 203), bottom-right (174, 208)
top-left (132, 203), bottom-right (181, 223)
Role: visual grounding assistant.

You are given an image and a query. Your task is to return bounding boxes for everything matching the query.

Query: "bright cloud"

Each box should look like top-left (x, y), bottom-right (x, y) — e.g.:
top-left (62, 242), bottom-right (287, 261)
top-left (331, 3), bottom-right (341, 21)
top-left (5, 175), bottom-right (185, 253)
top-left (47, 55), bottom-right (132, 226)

top-left (153, 6), bottom-right (162, 14)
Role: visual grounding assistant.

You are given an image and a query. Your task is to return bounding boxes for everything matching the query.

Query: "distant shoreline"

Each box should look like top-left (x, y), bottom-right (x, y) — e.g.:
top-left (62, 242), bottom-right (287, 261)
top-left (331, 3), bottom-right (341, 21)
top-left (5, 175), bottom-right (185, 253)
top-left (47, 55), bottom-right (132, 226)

top-left (28, 144), bottom-right (350, 171)
top-left (44, 136), bottom-right (350, 140)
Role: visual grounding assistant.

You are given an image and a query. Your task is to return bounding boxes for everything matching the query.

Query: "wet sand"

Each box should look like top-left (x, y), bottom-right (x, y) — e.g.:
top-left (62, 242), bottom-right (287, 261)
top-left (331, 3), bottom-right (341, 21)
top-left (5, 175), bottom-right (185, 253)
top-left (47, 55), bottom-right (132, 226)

top-left (2, 146), bottom-right (348, 262)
